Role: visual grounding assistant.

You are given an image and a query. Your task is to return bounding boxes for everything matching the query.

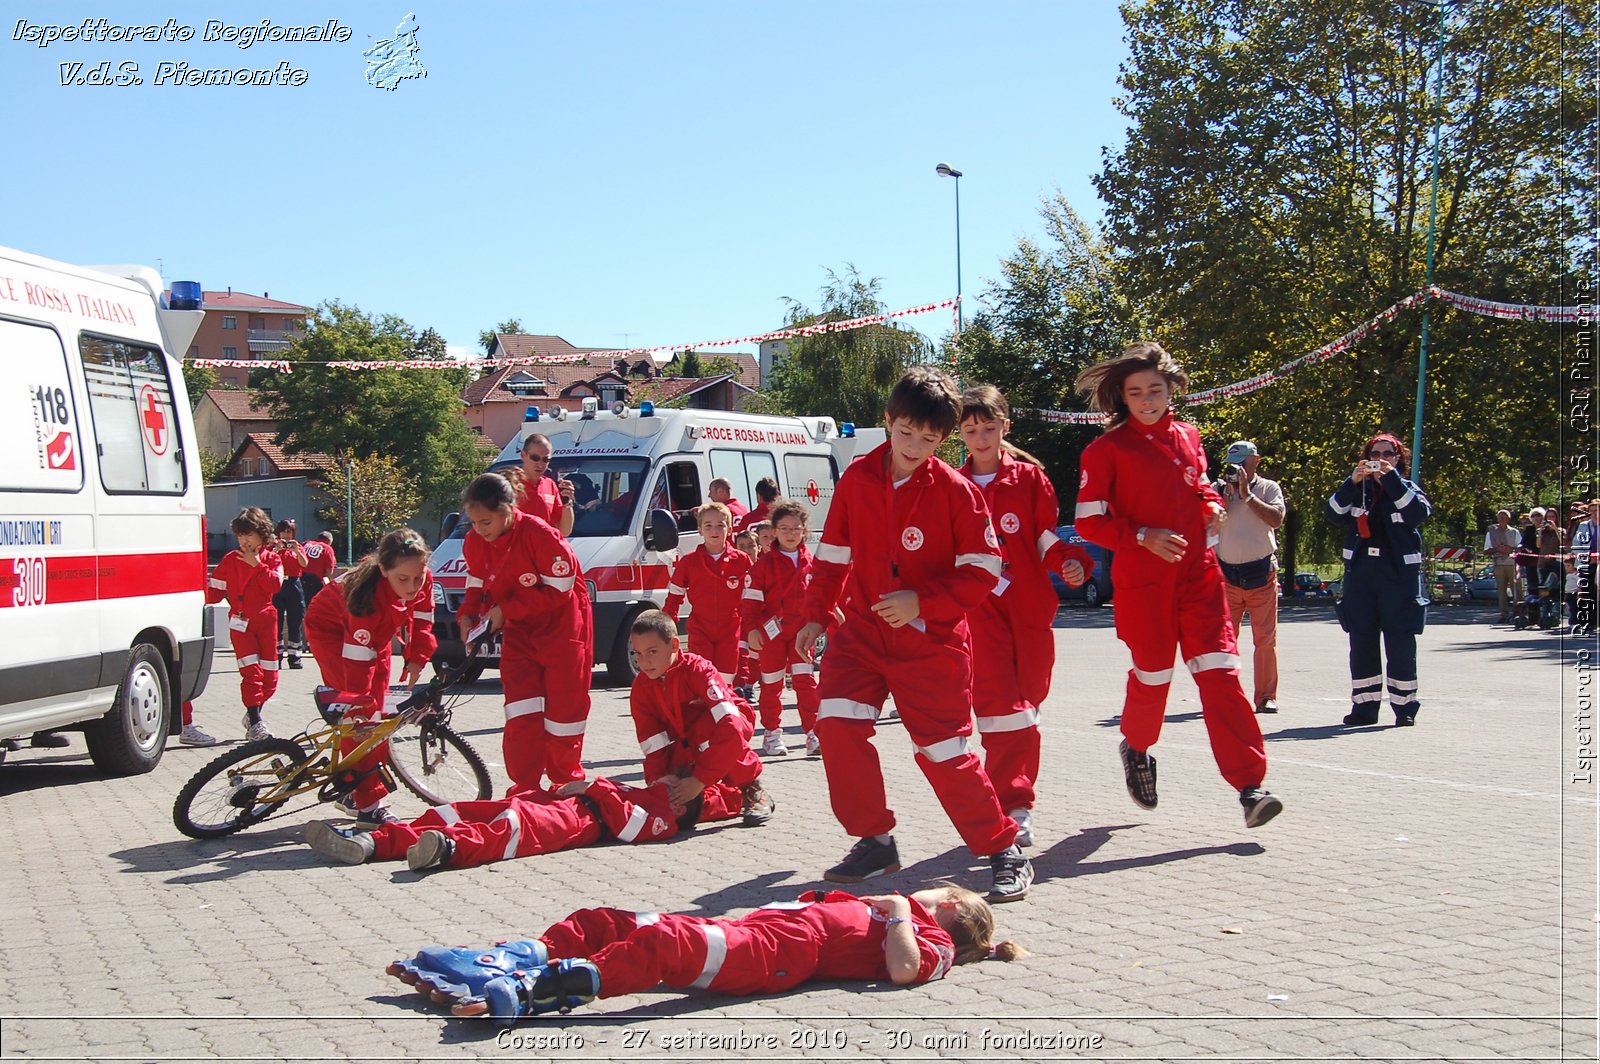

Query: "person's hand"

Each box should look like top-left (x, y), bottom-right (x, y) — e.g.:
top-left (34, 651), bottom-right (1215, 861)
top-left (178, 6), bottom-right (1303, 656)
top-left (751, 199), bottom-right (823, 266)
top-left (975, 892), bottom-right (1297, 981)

top-left (1060, 559), bottom-right (1087, 587)
top-left (794, 621), bottom-right (826, 661)
top-left (871, 590), bottom-right (921, 628)
top-left (1142, 528), bottom-right (1188, 563)
top-left (487, 606), bottom-right (505, 633)
top-left (458, 615), bottom-right (479, 642)
top-left (667, 775), bottom-right (705, 808)
top-left (746, 627), bottom-right (764, 652)
top-left (558, 478), bottom-right (576, 504)
top-left (1205, 501), bottom-right (1227, 540)
top-left (240, 542), bottom-right (261, 565)
top-left (399, 660), bottom-right (425, 686)
top-left (555, 778), bottom-right (593, 796)
top-left (860, 894), bottom-right (912, 919)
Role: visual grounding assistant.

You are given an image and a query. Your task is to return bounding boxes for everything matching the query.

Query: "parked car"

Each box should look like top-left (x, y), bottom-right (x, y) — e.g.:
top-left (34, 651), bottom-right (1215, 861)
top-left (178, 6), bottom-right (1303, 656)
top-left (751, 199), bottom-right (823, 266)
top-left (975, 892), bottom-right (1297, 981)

top-left (1325, 576), bottom-right (1343, 599)
top-left (1285, 572), bottom-right (1330, 597)
top-left (1049, 525), bottom-right (1114, 607)
top-left (1430, 569), bottom-right (1468, 604)
top-left (1463, 565), bottom-right (1500, 602)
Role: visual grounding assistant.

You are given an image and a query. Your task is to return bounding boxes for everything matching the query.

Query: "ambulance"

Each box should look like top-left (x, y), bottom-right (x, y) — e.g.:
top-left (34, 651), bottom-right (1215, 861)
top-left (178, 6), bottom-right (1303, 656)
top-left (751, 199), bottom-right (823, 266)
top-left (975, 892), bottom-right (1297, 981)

top-left (429, 402), bottom-right (864, 682)
top-left (0, 245), bottom-right (211, 773)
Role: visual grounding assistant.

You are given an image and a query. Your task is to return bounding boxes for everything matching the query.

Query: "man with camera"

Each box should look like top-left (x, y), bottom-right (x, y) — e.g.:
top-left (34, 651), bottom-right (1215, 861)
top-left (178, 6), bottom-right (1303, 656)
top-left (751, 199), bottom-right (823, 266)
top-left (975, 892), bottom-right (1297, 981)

top-left (1212, 441), bottom-right (1285, 714)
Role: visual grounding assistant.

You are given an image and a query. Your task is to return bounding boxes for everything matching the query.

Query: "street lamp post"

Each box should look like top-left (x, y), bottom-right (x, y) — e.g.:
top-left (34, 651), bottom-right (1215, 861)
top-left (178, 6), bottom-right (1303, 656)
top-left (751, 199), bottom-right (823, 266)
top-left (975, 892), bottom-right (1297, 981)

top-left (1409, 0), bottom-right (1446, 484)
top-left (935, 163), bottom-right (963, 333)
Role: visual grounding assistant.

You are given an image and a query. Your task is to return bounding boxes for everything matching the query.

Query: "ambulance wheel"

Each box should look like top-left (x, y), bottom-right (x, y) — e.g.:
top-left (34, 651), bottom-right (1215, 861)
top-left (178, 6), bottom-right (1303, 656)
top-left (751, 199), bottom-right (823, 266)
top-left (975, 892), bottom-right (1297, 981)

top-left (607, 621), bottom-right (641, 684)
top-left (85, 643), bottom-right (171, 776)
top-left (1083, 581), bottom-right (1104, 608)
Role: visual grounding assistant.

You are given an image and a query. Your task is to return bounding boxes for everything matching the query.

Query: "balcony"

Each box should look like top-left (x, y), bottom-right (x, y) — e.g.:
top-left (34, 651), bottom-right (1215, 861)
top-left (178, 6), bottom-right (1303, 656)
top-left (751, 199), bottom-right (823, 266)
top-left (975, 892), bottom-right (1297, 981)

top-left (247, 328), bottom-right (300, 352)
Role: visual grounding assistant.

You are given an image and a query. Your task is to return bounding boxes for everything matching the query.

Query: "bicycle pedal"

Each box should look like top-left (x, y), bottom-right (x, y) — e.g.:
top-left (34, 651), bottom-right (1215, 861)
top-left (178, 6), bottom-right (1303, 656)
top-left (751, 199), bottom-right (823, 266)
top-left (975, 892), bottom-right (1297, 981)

top-left (379, 764), bottom-right (396, 790)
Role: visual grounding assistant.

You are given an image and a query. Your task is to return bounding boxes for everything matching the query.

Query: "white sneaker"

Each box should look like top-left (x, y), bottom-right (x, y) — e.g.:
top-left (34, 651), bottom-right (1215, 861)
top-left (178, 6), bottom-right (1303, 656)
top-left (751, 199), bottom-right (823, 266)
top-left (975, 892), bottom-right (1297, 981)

top-left (242, 715), bottom-right (271, 742)
top-left (1010, 808), bottom-right (1034, 848)
top-left (804, 731), bottom-right (821, 757)
top-left (179, 724), bottom-right (219, 747)
top-left (761, 730), bottom-right (788, 757)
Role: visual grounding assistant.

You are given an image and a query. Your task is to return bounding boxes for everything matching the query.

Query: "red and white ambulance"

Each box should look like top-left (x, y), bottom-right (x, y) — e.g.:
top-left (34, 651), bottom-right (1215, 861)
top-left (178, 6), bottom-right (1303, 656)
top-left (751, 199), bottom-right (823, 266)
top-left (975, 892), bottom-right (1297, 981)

top-left (0, 245), bottom-right (212, 773)
top-left (429, 402), bottom-right (858, 681)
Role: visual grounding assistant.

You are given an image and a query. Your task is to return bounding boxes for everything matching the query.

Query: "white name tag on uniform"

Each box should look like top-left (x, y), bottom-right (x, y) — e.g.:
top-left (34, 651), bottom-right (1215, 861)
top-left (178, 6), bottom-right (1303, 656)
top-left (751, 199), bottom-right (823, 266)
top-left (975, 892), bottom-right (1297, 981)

top-left (228, 615), bottom-right (249, 632)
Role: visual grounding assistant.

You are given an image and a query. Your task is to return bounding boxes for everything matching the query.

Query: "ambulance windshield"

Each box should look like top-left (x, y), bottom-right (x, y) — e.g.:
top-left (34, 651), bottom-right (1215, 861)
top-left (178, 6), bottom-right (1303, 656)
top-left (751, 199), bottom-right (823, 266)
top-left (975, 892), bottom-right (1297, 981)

top-left (549, 457), bottom-right (651, 538)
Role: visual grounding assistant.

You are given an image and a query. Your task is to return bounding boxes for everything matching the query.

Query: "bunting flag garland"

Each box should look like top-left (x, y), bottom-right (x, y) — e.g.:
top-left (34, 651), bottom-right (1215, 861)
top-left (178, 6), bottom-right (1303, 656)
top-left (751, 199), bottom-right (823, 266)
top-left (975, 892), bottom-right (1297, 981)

top-left (1431, 286), bottom-right (1583, 323)
top-left (192, 357), bottom-right (292, 372)
top-left (326, 359), bottom-right (468, 371)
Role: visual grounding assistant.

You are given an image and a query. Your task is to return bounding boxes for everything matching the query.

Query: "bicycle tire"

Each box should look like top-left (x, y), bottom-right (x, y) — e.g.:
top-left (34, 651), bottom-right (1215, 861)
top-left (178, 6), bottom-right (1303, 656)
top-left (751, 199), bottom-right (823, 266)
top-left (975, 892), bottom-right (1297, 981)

top-left (173, 738), bottom-right (311, 839)
top-left (389, 722), bottom-right (492, 805)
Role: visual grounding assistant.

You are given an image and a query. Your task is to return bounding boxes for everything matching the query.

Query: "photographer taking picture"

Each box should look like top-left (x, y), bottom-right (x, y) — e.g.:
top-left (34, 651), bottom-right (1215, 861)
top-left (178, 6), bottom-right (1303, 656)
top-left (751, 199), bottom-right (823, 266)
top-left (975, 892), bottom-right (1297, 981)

top-left (1212, 441), bottom-right (1286, 715)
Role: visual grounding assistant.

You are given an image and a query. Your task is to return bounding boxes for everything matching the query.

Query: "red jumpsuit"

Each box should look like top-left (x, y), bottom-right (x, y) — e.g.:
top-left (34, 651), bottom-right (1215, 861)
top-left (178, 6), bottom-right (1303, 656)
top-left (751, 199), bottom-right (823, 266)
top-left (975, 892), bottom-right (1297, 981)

top-left (960, 452), bottom-right (1093, 811)
top-left (206, 549), bottom-right (283, 708)
top-left (304, 569), bottom-right (438, 809)
top-left (300, 539), bottom-right (337, 602)
top-left (743, 545), bottom-right (822, 734)
top-left (734, 501), bottom-right (771, 535)
top-left (1073, 411), bottom-right (1267, 790)
top-left (804, 443), bottom-right (1016, 856)
top-left (516, 474), bottom-right (568, 530)
top-left (462, 512), bottom-right (594, 793)
top-left (663, 545), bottom-right (754, 685)
top-left (367, 778), bottom-right (684, 868)
top-left (538, 891), bottom-right (954, 997)
top-left (631, 650), bottom-right (762, 812)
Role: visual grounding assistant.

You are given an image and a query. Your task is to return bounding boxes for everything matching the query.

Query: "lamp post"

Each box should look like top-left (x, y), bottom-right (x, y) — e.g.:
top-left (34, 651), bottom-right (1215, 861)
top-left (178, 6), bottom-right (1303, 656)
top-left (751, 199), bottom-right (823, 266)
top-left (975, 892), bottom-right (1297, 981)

top-left (1409, 0), bottom-right (1446, 484)
top-left (935, 163), bottom-right (963, 333)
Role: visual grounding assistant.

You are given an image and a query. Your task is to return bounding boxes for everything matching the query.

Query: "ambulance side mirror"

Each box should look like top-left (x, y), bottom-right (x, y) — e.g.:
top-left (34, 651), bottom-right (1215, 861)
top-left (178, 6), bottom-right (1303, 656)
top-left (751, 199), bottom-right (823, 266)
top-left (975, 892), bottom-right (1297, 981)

top-left (440, 512), bottom-right (460, 540)
top-left (643, 508), bottom-right (679, 553)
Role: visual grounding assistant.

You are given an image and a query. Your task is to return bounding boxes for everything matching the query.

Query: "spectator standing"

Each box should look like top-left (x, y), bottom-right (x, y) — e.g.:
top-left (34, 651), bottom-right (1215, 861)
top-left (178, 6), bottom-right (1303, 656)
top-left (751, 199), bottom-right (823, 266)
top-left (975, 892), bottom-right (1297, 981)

top-left (272, 519), bottom-right (309, 669)
top-left (1519, 509), bottom-right (1546, 605)
top-left (515, 433), bottom-right (576, 537)
top-left (1212, 440), bottom-right (1286, 715)
top-left (1483, 510), bottom-right (1521, 624)
top-left (1325, 434), bottom-right (1431, 727)
top-left (705, 478), bottom-right (749, 524)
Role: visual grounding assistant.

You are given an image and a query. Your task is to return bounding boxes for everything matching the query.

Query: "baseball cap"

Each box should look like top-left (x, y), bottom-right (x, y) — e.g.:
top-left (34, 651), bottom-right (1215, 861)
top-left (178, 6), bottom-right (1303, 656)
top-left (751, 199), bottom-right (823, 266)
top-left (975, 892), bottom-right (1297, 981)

top-left (1224, 440), bottom-right (1259, 465)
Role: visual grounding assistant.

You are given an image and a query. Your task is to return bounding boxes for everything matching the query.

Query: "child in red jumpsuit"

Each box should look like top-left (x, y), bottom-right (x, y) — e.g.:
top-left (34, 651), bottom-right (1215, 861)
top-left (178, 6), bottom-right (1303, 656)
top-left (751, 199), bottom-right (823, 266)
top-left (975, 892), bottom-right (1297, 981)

top-left (795, 366), bottom-right (1032, 903)
top-left (303, 776), bottom-right (699, 870)
top-left (1072, 341), bottom-right (1283, 828)
top-left (299, 531), bottom-right (338, 609)
top-left (958, 385), bottom-right (1094, 847)
top-left (662, 501), bottom-right (753, 691)
top-left (388, 884), bottom-right (1024, 1022)
top-left (457, 473), bottom-right (593, 795)
top-left (303, 528), bottom-right (437, 826)
top-left (206, 507), bottom-right (282, 741)
top-left (743, 500), bottom-right (825, 758)
top-left (628, 609), bottom-right (774, 827)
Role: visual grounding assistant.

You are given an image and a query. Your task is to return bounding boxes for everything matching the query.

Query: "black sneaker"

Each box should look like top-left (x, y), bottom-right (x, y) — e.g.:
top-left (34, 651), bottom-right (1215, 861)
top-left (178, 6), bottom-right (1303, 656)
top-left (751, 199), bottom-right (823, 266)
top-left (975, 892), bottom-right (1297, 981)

top-left (824, 837), bottom-right (901, 882)
top-left (987, 844), bottom-right (1034, 903)
top-left (1343, 707), bottom-right (1380, 726)
top-left (1119, 739), bottom-right (1158, 810)
top-left (740, 781), bottom-right (776, 827)
top-left (1256, 699), bottom-right (1279, 714)
top-left (1394, 713), bottom-right (1417, 727)
top-left (406, 829), bottom-right (455, 872)
top-left (1240, 786), bottom-right (1283, 828)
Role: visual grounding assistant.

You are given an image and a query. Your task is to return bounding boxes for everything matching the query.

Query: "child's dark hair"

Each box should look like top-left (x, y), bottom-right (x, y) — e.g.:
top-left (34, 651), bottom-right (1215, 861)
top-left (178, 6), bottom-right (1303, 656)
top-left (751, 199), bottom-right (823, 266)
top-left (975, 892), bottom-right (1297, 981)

top-left (754, 476), bottom-right (781, 504)
top-left (675, 793), bottom-right (704, 830)
top-left (886, 365), bottom-right (962, 437)
top-left (230, 506), bottom-right (273, 539)
top-left (462, 473), bottom-right (516, 512)
top-left (768, 499), bottom-right (810, 531)
top-left (274, 518), bottom-right (297, 537)
top-left (938, 886), bottom-right (1028, 966)
top-left (960, 384), bottom-right (1044, 467)
top-left (630, 609), bottom-right (678, 645)
top-left (1073, 341), bottom-right (1190, 431)
top-left (343, 528), bottom-right (430, 616)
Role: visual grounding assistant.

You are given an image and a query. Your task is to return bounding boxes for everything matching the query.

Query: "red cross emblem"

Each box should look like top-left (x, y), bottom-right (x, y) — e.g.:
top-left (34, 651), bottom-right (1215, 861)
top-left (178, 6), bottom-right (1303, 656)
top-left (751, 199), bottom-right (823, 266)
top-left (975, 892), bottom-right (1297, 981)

top-left (901, 526), bottom-right (924, 551)
top-left (139, 385), bottom-right (169, 455)
top-left (806, 479), bottom-right (820, 504)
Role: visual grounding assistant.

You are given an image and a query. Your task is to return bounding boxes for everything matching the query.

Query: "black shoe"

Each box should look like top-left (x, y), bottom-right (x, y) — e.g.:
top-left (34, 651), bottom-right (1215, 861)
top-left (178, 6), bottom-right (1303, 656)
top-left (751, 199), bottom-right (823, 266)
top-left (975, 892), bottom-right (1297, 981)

top-left (987, 844), bottom-right (1033, 903)
top-left (1240, 786), bottom-right (1283, 828)
top-left (1119, 739), bottom-right (1158, 810)
top-left (1342, 707), bottom-right (1380, 726)
top-left (1395, 713), bottom-right (1417, 727)
top-left (406, 829), bottom-right (456, 872)
top-left (287, 656), bottom-right (303, 670)
top-left (824, 836), bottom-right (901, 882)
top-left (740, 781), bottom-right (776, 827)
top-left (1256, 699), bottom-right (1279, 714)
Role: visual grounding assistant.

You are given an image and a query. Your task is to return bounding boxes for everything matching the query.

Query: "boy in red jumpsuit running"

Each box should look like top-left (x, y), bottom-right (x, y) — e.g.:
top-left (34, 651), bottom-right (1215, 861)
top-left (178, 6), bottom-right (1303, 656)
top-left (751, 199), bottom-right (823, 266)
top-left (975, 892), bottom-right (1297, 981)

top-left (958, 385), bottom-right (1094, 847)
top-left (743, 499), bottom-right (826, 757)
top-left (1072, 341), bottom-right (1283, 828)
top-left (388, 884), bottom-right (1024, 1022)
top-left (628, 610), bottom-right (774, 827)
top-left (206, 507), bottom-right (282, 741)
top-left (457, 474), bottom-right (593, 794)
top-left (303, 775), bottom-right (698, 870)
top-left (795, 366), bottom-right (1033, 903)
top-left (662, 501), bottom-right (753, 690)
top-left (303, 527), bottom-right (437, 825)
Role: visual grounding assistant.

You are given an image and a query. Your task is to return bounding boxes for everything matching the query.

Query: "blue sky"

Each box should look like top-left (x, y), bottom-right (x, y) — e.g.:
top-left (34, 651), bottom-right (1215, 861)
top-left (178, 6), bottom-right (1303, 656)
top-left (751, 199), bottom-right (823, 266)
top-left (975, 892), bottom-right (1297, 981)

top-left (3, 2), bottom-right (1132, 359)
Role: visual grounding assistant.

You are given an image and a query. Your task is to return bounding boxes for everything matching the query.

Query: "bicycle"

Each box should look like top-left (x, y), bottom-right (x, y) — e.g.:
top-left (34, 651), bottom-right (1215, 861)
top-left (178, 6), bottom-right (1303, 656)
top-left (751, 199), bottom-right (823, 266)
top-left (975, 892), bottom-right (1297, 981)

top-left (173, 652), bottom-right (494, 839)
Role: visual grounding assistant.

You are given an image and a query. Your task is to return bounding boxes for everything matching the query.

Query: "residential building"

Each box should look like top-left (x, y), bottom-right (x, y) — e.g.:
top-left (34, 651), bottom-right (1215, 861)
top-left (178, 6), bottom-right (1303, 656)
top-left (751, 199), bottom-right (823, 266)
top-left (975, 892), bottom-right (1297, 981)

top-left (187, 290), bottom-right (310, 388)
top-left (194, 388), bottom-right (277, 459)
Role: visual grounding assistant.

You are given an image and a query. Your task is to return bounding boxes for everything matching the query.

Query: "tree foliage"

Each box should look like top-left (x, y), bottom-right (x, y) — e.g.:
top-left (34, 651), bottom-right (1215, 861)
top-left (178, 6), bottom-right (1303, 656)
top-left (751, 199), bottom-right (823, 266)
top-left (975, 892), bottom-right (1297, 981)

top-left (181, 362), bottom-right (217, 409)
top-left (479, 318), bottom-right (524, 355)
top-left (316, 454), bottom-right (423, 553)
top-left (250, 301), bottom-right (483, 513)
top-left (198, 448), bottom-right (231, 484)
top-left (763, 266), bottom-right (935, 425)
top-left (1094, 0), bottom-right (1591, 562)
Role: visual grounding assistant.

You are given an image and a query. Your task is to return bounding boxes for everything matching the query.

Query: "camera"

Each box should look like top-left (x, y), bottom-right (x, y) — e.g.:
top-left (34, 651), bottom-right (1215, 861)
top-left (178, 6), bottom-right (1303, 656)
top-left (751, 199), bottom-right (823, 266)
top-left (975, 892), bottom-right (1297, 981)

top-left (1366, 460), bottom-right (1383, 472)
top-left (1223, 463), bottom-right (1242, 484)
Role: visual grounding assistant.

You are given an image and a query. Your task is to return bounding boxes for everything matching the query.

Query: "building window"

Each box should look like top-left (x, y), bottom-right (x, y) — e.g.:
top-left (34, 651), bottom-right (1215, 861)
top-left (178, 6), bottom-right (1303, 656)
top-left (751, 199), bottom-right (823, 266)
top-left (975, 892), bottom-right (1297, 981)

top-left (249, 316), bottom-right (266, 330)
top-left (222, 347), bottom-right (238, 359)
top-left (222, 316), bottom-right (237, 330)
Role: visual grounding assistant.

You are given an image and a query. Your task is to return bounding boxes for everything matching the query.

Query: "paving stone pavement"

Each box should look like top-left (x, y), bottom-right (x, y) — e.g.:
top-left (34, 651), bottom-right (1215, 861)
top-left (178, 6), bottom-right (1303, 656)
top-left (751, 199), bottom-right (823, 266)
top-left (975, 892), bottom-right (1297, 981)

top-left (1, 602), bottom-right (1594, 1062)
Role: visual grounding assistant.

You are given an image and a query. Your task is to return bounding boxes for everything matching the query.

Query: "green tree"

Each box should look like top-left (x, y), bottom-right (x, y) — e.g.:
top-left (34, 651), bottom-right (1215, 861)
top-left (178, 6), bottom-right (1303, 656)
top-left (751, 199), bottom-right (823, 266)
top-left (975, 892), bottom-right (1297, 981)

top-left (316, 454), bottom-right (423, 553)
top-left (702, 355), bottom-right (740, 380)
top-left (250, 301), bottom-right (483, 512)
top-left (478, 318), bottom-right (524, 355)
top-left (181, 362), bottom-right (217, 408)
top-left (1095, 0), bottom-right (1590, 564)
top-left (764, 266), bottom-right (934, 424)
top-left (198, 448), bottom-right (231, 483)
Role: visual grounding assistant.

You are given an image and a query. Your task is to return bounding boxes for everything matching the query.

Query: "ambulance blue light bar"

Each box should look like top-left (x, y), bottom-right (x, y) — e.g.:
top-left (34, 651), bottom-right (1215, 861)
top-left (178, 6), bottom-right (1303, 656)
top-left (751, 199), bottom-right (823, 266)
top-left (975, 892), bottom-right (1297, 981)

top-left (640, 401), bottom-right (655, 417)
top-left (524, 406), bottom-right (541, 422)
top-left (840, 422), bottom-right (856, 437)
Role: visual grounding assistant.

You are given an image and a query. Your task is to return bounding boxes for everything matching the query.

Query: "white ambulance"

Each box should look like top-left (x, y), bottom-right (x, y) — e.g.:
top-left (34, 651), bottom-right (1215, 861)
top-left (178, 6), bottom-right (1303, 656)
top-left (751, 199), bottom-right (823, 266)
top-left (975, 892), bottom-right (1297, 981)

top-left (430, 402), bottom-right (860, 681)
top-left (0, 245), bottom-right (211, 773)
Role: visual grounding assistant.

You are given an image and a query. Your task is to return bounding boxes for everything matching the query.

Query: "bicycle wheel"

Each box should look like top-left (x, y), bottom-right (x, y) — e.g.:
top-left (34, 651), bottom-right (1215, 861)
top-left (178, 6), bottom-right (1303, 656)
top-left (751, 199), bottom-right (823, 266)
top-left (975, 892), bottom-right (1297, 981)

top-left (389, 722), bottom-right (492, 805)
top-left (173, 738), bottom-right (311, 839)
